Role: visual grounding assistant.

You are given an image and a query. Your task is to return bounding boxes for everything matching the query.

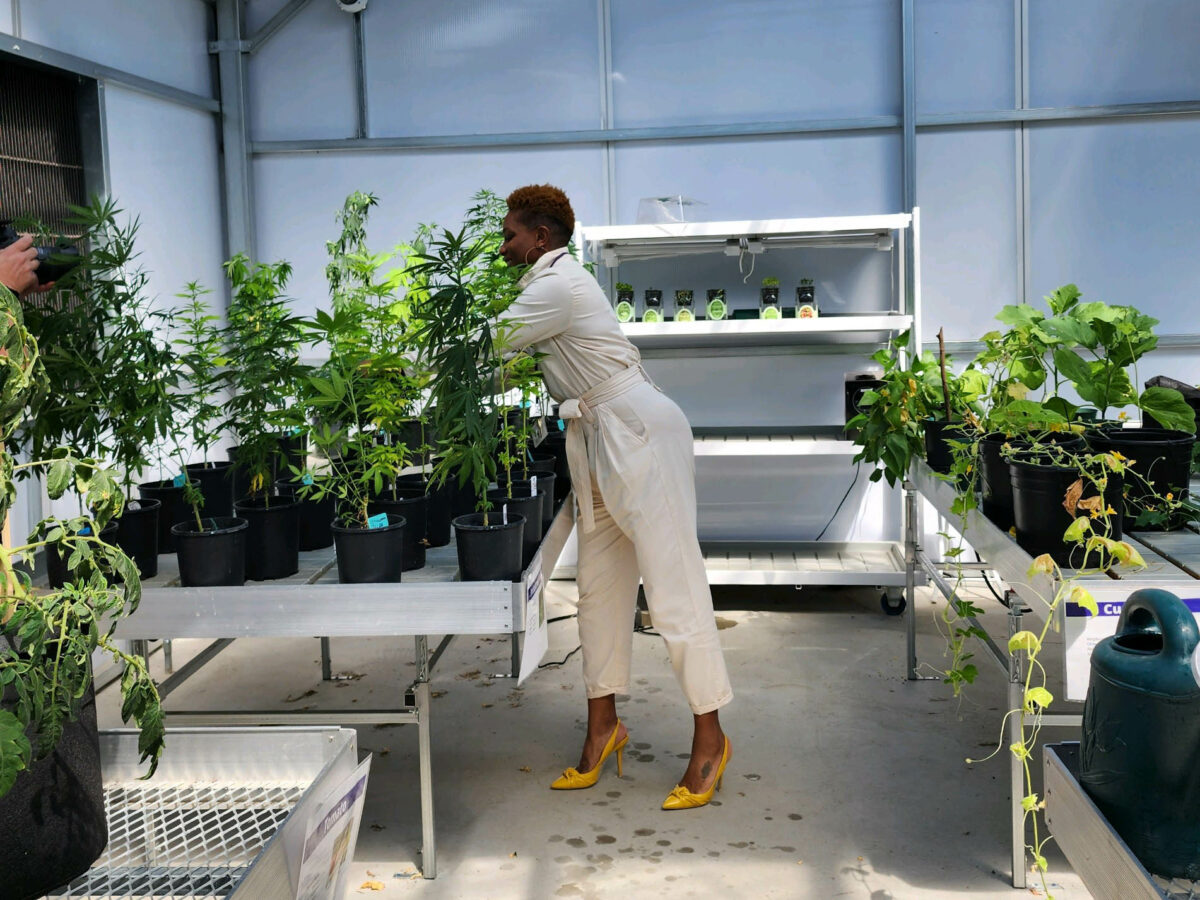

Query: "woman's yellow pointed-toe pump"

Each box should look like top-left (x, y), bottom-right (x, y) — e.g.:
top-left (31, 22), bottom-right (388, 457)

top-left (662, 736), bottom-right (731, 810)
top-left (550, 720), bottom-right (628, 790)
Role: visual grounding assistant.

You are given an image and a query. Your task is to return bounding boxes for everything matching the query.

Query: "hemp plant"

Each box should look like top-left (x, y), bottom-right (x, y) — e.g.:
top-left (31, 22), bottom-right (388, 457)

top-left (223, 254), bottom-right (308, 503)
top-left (0, 285), bottom-right (162, 798)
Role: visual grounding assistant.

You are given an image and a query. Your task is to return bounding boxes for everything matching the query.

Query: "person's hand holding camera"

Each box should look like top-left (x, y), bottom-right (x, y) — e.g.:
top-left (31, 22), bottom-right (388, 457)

top-left (0, 234), bottom-right (53, 297)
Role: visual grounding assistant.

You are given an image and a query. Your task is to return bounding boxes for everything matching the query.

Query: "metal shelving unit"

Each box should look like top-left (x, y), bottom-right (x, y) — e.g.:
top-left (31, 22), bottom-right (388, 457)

top-left (578, 213), bottom-right (923, 606)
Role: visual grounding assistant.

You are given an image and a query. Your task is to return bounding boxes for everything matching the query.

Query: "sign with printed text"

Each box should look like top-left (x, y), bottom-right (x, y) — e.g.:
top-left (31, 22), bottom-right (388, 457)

top-left (518, 550), bottom-right (547, 685)
top-left (1062, 584), bottom-right (1200, 701)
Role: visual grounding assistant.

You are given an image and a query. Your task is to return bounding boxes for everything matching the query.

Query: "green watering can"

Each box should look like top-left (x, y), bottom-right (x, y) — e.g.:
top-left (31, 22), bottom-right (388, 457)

top-left (1080, 587), bottom-right (1200, 879)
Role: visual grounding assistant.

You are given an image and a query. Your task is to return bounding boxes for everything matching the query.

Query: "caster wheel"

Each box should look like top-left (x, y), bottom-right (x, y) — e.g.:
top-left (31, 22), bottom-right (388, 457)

top-left (881, 591), bottom-right (906, 616)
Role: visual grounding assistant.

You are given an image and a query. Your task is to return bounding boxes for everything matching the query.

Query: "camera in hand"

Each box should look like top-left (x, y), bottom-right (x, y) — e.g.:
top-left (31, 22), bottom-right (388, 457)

top-left (0, 223), bottom-right (81, 284)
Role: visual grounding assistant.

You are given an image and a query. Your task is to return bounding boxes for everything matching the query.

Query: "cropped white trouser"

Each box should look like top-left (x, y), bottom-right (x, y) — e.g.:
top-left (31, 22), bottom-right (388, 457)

top-left (566, 374), bottom-right (733, 715)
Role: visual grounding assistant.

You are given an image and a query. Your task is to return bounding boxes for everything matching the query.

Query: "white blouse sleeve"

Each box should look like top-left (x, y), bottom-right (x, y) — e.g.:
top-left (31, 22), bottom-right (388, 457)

top-left (500, 268), bottom-right (573, 351)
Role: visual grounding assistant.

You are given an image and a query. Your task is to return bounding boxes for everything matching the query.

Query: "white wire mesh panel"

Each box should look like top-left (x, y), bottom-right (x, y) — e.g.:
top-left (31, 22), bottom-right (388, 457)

top-left (49, 780), bottom-right (307, 899)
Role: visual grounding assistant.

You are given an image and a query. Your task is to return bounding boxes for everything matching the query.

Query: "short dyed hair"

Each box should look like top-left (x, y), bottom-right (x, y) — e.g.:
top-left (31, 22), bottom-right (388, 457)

top-left (506, 184), bottom-right (575, 244)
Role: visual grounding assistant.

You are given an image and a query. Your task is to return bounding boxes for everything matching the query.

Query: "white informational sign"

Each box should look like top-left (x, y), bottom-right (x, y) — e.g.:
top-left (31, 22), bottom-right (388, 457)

top-left (296, 755), bottom-right (372, 900)
top-left (1062, 584), bottom-right (1200, 701)
top-left (518, 550), bottom-right (548, 685)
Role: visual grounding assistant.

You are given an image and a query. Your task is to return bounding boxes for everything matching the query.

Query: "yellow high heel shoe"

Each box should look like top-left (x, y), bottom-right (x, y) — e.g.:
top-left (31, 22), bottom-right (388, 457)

top-left (661, 736), bottom-right (731, 810)
top-left (550, 721), bottom-right (628, 790)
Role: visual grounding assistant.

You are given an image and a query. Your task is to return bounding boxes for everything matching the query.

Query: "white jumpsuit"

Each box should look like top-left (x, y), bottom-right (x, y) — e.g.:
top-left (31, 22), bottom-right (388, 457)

top-left (505, 249), bottom-right (733, 715)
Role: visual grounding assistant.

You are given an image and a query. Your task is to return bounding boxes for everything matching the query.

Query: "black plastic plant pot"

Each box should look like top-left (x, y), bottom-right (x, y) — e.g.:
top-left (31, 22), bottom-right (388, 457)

top-left (331, 514), bottom-right (406, 584)
top-left (113, 498), bottom-right (161, 579)
top-left (1086, 427), bottom-right (1197, 530)
top-left (453, 512), bottom-right (525, 582)
top-left (979, 432), bottom-right (1086, 531)
top-left (172, 516), bottom-right (248, 587)
top-left (185, 461), bottom-right (235, 519)
top-left (1009, 456), bottom-right (1123, 567)
top-left (396, 474), bottom-right (451, 548)
top-left (369, 490), bottom-right (428, 571)
top-left (923, 419), bottom-right (965, 475)
top-left (760, 287), bottom-right (780, 303)
top-left (138, 478), bottom-right (189, 554)
top-left (46, 521), bottom-right (118, 589)
top-left (278, 431), bottom-right (308, 471)
top-left (526, 453), bottom-right (557, 476)
top-left (486, 490), bottom-right (543, 569)
top-left (0, 681), bottom-right (106, 900)
top-left (234, 494), bottom-right (301, 581)
top-left (276, 478), bottom-right (335, 551)
top-left (496, 473), bottom-right (556, 538)
top-left (539, 433), bottom-right (571, 504)
top-left (616, 290), bottom-right (634, 304)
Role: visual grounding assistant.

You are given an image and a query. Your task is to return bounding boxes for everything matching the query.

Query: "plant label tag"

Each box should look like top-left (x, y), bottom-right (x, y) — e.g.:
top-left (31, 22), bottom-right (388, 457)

top-left (557, 418), bottom-right (565, 432)
top-left (79, 525), bottom-right (91, 536)
top-left (302, 473), bottom-right (314, 486)
top-left (173, 473), bottom-right (187, 487)
top-left (502, 504), bottom-right (508, 525)
top-left (367, 512), bottom-right (389, 530)
top-left (530, 476), bottom-right (538, 497)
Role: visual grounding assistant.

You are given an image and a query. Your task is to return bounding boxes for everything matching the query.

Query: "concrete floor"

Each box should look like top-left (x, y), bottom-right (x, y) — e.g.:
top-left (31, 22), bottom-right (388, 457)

top-left (97, 581), bottom-right (1094, 900)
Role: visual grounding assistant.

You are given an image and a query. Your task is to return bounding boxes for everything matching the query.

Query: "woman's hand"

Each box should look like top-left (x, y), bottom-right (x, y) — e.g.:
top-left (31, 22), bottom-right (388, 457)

top-left (0, 234), bottom-right (50, 298)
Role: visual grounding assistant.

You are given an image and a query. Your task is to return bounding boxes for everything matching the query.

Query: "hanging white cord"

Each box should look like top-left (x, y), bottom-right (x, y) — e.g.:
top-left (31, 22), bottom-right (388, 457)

top-left (738, 241), bottom-right (756, 284)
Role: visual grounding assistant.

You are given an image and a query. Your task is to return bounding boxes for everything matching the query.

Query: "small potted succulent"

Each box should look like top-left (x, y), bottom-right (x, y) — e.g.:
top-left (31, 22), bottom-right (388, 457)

top-left (614, 281), bottom-right (634, 323)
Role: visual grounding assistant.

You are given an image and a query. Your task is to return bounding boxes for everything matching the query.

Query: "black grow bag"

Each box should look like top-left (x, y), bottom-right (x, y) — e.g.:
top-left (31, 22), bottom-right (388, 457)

top-left (0, 681), bottom-right (106, 900)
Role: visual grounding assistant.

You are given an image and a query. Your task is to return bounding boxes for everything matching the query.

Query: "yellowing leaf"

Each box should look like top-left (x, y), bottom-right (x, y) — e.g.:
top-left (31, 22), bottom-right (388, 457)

top-left (1069, 585), bottom-right (1098, 616)
top-left (1006, 382), bottom-right (1030, 400)
top-left (1063, 517), bottom-right (1091, 543)
top-left (1115, 542), bottom-right (1147, 569)
top-left (1076, 495), bottom-right (1102, 512)
top-left (1021, 793), bottom-right (1040, 812)
top-left (1027, 554), bottom-right (1056, 578)
top-left (359, 881), bottom-right (385, 891)
top-left (1025, 686), bottom-right (1054, 709)
top-left (1008, 631), bottom-right (1042, 654)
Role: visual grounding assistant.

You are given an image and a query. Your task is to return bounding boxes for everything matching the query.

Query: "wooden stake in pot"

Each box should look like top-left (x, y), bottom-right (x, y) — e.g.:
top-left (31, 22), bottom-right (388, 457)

top-left (937, 327), bottom-right (952, 422)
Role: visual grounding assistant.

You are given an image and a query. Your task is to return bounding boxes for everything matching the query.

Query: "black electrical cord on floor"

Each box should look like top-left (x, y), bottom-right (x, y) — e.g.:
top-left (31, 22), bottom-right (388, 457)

top-left (547, 613), bottom-right (577, 624)
top-left (976, 551), bottom-right (1007, 605)
top-left (538, 644), bottom-right (582, 669)
top-left (814, 460), bottom-right (862, 542)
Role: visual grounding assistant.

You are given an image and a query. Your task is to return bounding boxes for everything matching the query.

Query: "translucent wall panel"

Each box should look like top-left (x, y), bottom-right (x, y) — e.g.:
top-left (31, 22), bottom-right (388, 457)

top-left (0, 6), bottom-right (11, 33)
top-left (366, 1), bottom-right (601, 136)
top-left (17, 0), bottom-right (211, 96)
top-left (916, 127), bottom-right (1017, 342)
top-left (249, 2), bottom-right (357, 141)
top-left (254, 146), bottom-right (606, 316)
top-left (914, 0), bottom-right (1013, 114)
top-left (610, 0), bottom-right (901, 127)
top-left (1030, 0), bottom-right (1200, 108)
top-left (1029, 117), bottom-right (1200, 336)
top-left (613, 132), bottom-right (902, 223)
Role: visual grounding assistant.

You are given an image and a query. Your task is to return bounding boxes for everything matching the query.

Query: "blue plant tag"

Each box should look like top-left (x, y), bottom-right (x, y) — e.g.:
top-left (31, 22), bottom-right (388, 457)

top-left (173, 473), bottom-right (187, 487)
top-left (79, 525), bottom-right (91, 536)
top-left (556, 418), bottom-right (565, 432)
top-left (289, 426), bottom-right (303, 436)
top-left (302, 473), bottom-right (314, 486)
top-left (367, 512), bottom-right (390, 530)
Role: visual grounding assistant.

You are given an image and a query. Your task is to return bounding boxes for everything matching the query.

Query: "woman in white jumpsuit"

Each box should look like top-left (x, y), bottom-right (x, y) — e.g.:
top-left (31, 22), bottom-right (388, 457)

top-left (498, 185), bottom-right (733, 810)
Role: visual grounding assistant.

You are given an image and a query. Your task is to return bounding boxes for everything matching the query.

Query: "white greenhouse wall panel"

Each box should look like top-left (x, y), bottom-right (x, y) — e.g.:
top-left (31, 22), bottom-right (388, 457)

top-left (1030, 0), bottom-right (1200, 108)
top-left (913, 0), bottom-right (1013, 115)
top-left (253, 146), bottom-right (606, 316)
top-left (13, 0), bottom-right (211, 96)
top-left (366, 1), bottom-right (602, 136)
top-left (248, 1), bottom-right (357, 141)
top-left (103, 86), bottom-right (225, 311)
top-left (1028, 117), bottom-right (1200, 337)
top-left (612, 132), bottom-right (902, 224)
top-left (916, 126), bottom-right (1017, 343)
top-left (0, 5), bottom-right (11, 34)
top-left (610, 0), bottom-right (901, 127)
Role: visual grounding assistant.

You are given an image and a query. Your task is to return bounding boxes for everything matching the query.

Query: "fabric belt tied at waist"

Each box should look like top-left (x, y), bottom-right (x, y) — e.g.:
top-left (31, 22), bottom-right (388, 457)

top-left (558, 364), bottom-right (649, 533)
